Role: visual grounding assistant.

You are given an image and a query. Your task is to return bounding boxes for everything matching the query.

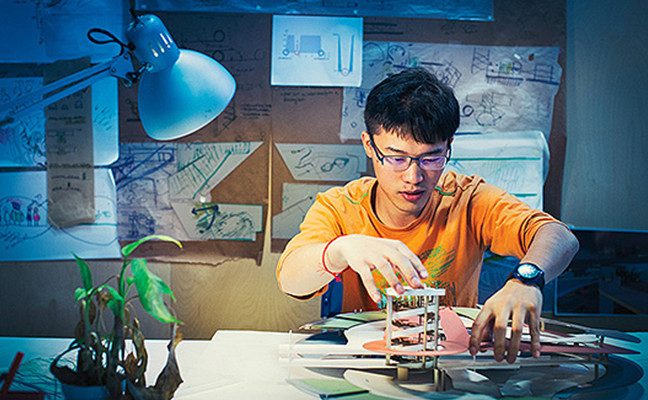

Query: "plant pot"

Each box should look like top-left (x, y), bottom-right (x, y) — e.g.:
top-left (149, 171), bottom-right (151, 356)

top-left (60, 382), bottom-right (110, 400)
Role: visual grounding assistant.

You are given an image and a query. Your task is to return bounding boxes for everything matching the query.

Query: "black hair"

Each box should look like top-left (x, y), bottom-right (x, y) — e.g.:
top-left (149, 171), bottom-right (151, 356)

top-left (364, 67), bottom-right (460, 144)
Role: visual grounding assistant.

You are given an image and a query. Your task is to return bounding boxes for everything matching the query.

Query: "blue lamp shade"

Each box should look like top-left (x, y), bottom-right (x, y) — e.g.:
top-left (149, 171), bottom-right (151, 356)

top-left (137, 49), bottom-right (236, 141)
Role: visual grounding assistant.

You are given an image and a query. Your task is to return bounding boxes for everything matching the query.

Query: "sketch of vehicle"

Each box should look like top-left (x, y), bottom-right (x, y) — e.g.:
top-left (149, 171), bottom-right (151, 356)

top-left (282, 34), bottom-right (326, 57)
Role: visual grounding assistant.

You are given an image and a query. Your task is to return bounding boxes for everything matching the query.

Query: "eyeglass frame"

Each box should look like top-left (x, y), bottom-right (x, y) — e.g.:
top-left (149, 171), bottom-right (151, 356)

top-left (368, 134), bottom-right (452, 172)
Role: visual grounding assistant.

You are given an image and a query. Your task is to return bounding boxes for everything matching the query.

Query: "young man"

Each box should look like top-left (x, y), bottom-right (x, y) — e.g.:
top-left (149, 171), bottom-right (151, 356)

top-left (277, 68), bottom-right (579, 363)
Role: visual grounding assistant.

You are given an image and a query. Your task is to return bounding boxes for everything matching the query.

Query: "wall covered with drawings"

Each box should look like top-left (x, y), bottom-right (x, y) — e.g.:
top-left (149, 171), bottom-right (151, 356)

top-left (0, 0), bottom-right (567, 337)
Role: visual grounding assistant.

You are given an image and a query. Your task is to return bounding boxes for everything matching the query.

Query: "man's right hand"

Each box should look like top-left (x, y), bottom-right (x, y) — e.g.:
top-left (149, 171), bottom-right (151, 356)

top-left (325, 234), bottom-right (428, 302)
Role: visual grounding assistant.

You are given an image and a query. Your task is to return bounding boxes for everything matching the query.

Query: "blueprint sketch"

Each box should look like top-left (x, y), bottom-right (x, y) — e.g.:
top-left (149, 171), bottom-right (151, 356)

top-left (341, 42), bottom-right (561, 140)
top-left (0, 168), bottom-right (120, 261)
top-left (272, 183), bottom-right (334, 239)
top-left (271, 15), bottom-right (363, 87)
top-left (0, 77), bottom-right (119, 167)
top-left (276, 143), bottom-right (367, 182)
top-left (172, 202), bottom-right (263, 241)
top-left (112, 142), bottom-right (262, 241)
top-left (448, 131), bottom-right (548, 210)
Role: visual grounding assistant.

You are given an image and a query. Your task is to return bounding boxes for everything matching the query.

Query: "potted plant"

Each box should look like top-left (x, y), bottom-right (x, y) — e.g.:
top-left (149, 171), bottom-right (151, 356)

top-left (50, 235), bottom-right (184, 400)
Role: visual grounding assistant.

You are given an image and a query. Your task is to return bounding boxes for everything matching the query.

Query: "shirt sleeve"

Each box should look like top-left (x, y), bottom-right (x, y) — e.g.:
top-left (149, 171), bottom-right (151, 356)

top-left (468, 180), bottom-right (566, 259)
top-left (276, 192), bottom-right (344, 300)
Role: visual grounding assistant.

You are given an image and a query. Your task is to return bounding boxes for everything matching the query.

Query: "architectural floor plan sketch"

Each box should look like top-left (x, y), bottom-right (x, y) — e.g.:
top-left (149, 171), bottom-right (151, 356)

top-left (172, 202), bottom-right (263, 241)
top-left (271, 15), bottom-right (362, 87)
top-left (276, 143), bottom-right (367, 182)
top-left (0, 168), bottom-right (120, 261)
top-left (0, 77), bottom-right (119, 167)
top-left (169, 141), bottom-right (262, 201)
top-left (341, 42), bottom-right (561, 141)
top-left (272, 183), bottom-right (334, 239)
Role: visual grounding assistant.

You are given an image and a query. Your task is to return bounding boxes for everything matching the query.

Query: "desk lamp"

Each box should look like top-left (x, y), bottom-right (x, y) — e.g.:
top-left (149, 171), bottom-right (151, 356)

top-left (0, 13), bottom-right (236, 141)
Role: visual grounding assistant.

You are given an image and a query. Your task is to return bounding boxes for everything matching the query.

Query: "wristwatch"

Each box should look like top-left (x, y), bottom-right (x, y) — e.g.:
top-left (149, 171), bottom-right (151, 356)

top-left (507, 262), bottom-right (545, 291)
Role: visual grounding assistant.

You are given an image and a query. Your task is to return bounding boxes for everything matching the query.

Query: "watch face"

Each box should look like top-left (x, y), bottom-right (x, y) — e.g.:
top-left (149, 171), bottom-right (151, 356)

top-left (518, 263), bottom-right (541, 279)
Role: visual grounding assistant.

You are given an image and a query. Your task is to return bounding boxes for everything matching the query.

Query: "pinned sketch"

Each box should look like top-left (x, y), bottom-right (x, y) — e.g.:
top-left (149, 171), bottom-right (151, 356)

top-left (341, 43), bottom-right (561, 140)
top-left (112, 143), bottom-right (186, 241)
top-left (113, 142), bottom-right (263, 241)
top-left (276, 143), bottom-right (367, 182)
top-left (448, 131), bottom-right (548, 210)
top-left (272, 183), bottom-right (334, 239)
top-left (0, 77), bottom-right (119, 167)
top-left (168, 142), bottom-right (262, 200)
top-left (172, 202), bottom-right (263, 241)
top-left (271, 15), bottom-right (363, 87)
top-left (0, 168), bottom-right (120, 261)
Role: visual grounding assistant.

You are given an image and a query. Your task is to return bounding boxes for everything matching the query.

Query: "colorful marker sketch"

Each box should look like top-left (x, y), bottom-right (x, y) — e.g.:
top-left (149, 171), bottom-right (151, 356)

top-left (112, 142), bottom-right (262, 241)
top-left (272, 183), bottom-right (334, 239)
top-left (169, 142), bottom-right (262, 200)
top-left (0, 169), bottom-right (120, 261)
top-left (341, 42), bottom-right (561, 140)
top-left (448, 131), bottom-right (548, 210)
top-left (276, 143), bottom-right (367, 182)
top-left (172, 202), bottom-right (263, 241)
top-left (271, 15), bottom-right (363, 87)
top-left (0, 77), bottom-right (119, 167)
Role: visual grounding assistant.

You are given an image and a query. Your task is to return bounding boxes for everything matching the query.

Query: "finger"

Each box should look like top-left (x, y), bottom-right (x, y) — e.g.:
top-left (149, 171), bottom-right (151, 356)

top-left (373, 260), bottom-right (404, 295)
top-left (507, 307), bottom-right (525, 364)
top-left (395, 242), bottom-right (428, 279)
top-left (492, 309), bottom-right (511, 362)
top-left (355, 265), bottom-right (382, 303)
top-left (387, 251), bottom-right (424, 289)
top-left (528, 307), bottom-right (542, 357)
top-left (469, 308), bottom-right (493, 356)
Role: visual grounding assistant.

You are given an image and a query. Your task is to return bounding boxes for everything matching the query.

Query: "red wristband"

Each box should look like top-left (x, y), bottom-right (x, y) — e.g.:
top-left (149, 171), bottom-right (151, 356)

top-left (321, 236), bottom-right (345, 282)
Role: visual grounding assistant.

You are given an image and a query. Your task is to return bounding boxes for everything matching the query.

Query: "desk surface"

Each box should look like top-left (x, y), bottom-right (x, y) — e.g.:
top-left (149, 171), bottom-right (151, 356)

top-left (1, 331), bottom-right (647, 399)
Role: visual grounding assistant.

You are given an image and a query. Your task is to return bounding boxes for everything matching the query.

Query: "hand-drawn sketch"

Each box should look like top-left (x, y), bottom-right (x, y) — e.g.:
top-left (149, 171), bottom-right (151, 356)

top-left (113, 142), bottom-right (262, 241)
top-left (0, 169), bottom-right (120, 261)
top-left (276, 143), bottom-right (367, 182)
top-left (271, 15), bottom-right (363, 87)
top-left (112, 143), bottom-right (187, 241)
top-left (272, 183), bottom-right (334, 239)
top-left (172, 202), bottom-right (263, 241)
top-left (341, 42), bottom-right (561, 141)
top-left (169, 141), bottom-right (262, 200)
top-left (449, 131), bottom-right (548, 210)
top-left (0, 77), bottom-right (119, 167)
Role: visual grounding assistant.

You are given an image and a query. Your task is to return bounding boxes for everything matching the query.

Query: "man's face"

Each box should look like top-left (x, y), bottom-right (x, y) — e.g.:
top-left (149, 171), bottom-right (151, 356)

top-left (362, 128), bottom-right (451, 227)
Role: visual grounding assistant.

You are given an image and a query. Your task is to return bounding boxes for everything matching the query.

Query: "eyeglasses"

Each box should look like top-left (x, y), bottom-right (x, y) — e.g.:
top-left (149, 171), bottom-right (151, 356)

top-left (369, 136), bottom-right (451, 172)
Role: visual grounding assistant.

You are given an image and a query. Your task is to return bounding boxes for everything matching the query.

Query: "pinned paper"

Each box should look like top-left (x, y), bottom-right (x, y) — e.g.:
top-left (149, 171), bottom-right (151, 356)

top-left (172, 202), bottom-right (263, 241)
top-left (275, 143), bottom-right (367, 182)
top-left (0, 169), bottom-right (120, 261)
top-left (272, 183), bottom-right (333, 240)
top-left (271, 15), bottom-right (363, 87)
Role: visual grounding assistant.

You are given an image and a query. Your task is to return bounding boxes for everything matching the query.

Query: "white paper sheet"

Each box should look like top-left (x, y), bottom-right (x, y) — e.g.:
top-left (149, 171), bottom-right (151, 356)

top-left (272, 183), bottom-right (334, 239)
top-left (172, 202), bottom-right (263, 241)
top-left (449, 131), bottom-right (548, 210)
top-left (341, 42), bottom-right (561, 141)
top-left (276, 143), bottom-right (367, 182)
top-left (0, 77), bottom-right (119, 167)
top-left (0, 168), bottom-right (120, 261)
top-left (271, 15), bottom-right (363, 87)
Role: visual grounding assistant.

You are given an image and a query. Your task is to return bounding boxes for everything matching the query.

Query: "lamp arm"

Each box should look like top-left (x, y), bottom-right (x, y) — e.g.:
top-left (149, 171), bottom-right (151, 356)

top-left (0, 53), bottom-right (135, 127)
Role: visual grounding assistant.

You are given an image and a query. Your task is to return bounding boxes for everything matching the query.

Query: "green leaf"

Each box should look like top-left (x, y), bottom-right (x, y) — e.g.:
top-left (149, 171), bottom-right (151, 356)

top-left (131, 258), bottom-right (182, 324)
top-left (121, 235), bottom-right (182, 258)
top-left (74, 287), bottom-right (88, 302)
top-left (99, 285), bottom-right (125, 319)
top-left (74, 254), bottom-right (93, 292)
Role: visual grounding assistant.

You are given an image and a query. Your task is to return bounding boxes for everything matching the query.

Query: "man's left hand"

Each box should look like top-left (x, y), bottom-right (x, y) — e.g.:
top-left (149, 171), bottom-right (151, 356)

top-left (469, 279), bottom-right (543, 363)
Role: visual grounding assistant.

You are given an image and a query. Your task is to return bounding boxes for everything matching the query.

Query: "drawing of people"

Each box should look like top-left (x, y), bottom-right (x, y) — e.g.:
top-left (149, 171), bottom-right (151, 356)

top-left (33, 206), bottom-right (41, 225)
top-left (10, 200), bottom-right (25, 225)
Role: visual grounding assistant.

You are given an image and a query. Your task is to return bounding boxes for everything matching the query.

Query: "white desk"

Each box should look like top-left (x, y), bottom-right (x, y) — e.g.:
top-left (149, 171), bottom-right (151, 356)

top-left (2, 331), bottom-right (647, 399)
